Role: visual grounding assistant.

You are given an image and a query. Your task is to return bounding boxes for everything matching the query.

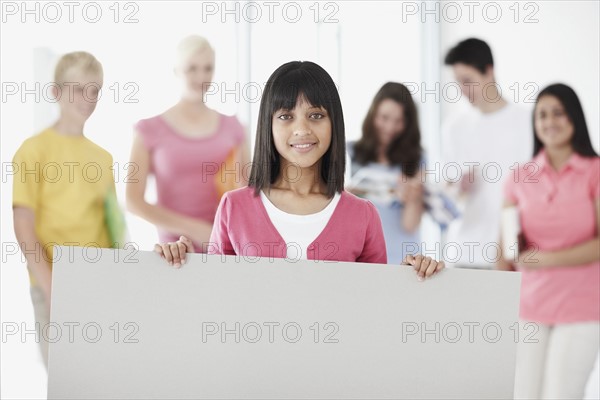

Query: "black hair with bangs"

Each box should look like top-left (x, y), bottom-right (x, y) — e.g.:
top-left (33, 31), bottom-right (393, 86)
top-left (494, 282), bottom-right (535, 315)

top-left (248, 61), bottom-right (346, 197)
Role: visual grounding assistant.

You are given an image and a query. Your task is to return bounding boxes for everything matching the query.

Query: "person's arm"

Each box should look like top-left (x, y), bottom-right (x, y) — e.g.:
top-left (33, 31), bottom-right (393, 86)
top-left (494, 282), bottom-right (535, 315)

top-left (154, 193), bottom-right (235, 267)
top-left (356, 201), bottom-right (387, 264)
top-left (206, 193), bottom-right (236, 256)
top-left (496, 200), bottom-right (517, 272)
top-left (440, 120), bottom-right (476, 195)
top-left (518, 200), bottom-right (600, 269)
top-left (398, 172), bottom-right (424, 233)
top-left (125, 131), bottom-right (212, 251)
top-left (236, 137), bottom-right (250, 187)
top-left (12, 140), bottom-right (52, 308)
top-left (13, 207), bottom-right (52, 307)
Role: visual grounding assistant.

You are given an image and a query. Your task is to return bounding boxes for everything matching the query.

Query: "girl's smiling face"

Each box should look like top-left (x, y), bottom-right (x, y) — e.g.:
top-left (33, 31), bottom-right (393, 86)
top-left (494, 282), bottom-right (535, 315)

top-left (534, 95), bottom-right (574, 150)
top-left (272, 95), bottom-right (332, 170)
top-left (374, 98), bottom-right (405, 148)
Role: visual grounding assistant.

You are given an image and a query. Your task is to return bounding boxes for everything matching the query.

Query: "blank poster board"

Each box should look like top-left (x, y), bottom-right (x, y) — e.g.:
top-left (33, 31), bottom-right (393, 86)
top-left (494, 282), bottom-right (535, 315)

top-left (48, 246), bottom-right (521, 399)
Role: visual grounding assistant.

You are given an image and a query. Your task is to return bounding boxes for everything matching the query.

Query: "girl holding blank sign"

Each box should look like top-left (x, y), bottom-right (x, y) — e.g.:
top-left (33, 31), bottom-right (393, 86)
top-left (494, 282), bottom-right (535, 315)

top-left (155, 61), bottom-right (444, 280)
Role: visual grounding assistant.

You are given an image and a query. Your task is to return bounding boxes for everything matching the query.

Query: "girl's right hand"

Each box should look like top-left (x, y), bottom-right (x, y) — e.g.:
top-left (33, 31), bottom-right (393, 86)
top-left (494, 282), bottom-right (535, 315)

top-left (154, 236), bottom-right (195, 268)
top-left (396, 173), bottom-right (423, 204)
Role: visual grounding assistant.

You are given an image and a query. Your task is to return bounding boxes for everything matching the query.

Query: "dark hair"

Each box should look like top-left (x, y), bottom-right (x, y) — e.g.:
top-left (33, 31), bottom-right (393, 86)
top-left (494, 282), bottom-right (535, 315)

top-left (352, 82), bottom-right (422, 177)
top-left (444, 38), bottom-right (494, 74)
top-left (248, 61), bottom-right (346, 197)
top-left (533, 83), bottom-right (598, 157)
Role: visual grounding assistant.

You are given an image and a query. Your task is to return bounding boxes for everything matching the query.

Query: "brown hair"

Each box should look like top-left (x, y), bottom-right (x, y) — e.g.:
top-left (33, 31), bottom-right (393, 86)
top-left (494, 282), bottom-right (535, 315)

top-left (353, 82), bottom-right (422, 177)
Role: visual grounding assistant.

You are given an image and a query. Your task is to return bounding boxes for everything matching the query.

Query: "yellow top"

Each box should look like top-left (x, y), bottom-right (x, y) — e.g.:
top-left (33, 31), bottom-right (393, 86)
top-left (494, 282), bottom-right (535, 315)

top-left (12, 128), bottom-right (115, 285)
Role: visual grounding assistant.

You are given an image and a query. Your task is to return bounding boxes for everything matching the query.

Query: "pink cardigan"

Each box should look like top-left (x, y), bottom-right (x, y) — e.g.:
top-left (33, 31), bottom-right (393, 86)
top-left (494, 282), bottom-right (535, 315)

top-left (207, 186), bottom-right (387, 264)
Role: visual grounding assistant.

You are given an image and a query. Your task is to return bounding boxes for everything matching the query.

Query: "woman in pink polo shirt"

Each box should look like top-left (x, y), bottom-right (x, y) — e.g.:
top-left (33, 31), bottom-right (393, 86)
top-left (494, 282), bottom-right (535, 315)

top-left (499, 84), bottom-right (600, 399)
top-left (155, 61), bottom-right (445, 280)
top-left (126, 36), bottom-right (249, 253)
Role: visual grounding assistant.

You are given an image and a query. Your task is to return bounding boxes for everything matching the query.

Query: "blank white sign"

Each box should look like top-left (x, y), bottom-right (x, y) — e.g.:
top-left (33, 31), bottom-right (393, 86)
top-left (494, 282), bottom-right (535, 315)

top-left (48, 246), bottom-right (521, 399)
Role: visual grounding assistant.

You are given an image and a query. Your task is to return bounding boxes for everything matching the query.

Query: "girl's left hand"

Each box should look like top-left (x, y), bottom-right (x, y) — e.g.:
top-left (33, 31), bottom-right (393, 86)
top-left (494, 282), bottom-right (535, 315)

top-left (403, 254), bottom-right (445, 281)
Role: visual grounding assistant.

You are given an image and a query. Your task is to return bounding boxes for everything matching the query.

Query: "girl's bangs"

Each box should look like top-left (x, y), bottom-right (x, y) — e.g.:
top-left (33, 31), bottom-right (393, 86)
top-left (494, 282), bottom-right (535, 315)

top-left (269, 69), bottom-right (332, 112)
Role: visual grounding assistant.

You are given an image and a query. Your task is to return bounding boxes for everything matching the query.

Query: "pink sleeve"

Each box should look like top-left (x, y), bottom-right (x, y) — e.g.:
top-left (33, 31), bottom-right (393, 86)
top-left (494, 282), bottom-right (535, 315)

top-left (356, 201), bottom-right (387, 264)
top-left (134, 118), bottom-right (158, 151)
top-left (590, 158), bottom-right (600, 200)
top-left (208, 193), bottom-right (237, 255)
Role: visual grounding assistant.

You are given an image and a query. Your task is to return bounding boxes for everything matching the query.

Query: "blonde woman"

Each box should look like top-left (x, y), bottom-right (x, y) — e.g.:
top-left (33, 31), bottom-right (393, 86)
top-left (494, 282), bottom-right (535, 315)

top-left (127, 35), bottom-right (249, 252)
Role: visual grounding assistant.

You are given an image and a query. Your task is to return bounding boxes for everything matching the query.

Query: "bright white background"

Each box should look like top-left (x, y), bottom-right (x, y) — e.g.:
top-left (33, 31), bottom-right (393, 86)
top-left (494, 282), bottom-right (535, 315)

top-left (1, 1), bottom-right (598, 398)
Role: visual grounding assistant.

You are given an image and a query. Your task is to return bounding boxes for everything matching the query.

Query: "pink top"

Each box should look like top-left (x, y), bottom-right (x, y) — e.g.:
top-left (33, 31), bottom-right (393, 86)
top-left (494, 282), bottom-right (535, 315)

top-left (504, 150), bottom-right (600, 324)
top-left (136, 114), bottom-right (245, 250)
top-left (207, 186), bottom-right (388, 264)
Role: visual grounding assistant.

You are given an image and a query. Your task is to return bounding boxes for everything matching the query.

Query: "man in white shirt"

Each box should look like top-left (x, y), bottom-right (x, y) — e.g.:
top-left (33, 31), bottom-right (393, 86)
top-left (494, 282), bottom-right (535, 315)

top-left (441, 38), bottom-right (532, 269)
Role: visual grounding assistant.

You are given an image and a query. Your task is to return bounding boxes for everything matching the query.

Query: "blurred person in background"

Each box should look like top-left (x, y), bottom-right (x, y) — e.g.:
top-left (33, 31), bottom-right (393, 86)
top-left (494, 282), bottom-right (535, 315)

top-left (126, 35), bottom-right (249, 252)
top-left (347, 82), bottom-right (424, 264)
top-left (442, 38), bottom-right (532, 269)
top-left (12, 51), bottom-right (120, 368)
top-left (499, 83), bottom-right (599, 399)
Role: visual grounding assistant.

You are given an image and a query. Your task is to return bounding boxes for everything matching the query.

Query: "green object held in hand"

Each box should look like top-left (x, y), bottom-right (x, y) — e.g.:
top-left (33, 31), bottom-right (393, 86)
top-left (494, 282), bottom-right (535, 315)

top-left (104, 189), bottom-right (126, 249)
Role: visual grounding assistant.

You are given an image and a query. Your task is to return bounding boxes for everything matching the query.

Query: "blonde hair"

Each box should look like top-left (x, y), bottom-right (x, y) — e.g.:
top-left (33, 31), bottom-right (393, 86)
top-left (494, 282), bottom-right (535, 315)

top-left (176, 35), bottom-right (214, 69)
top-left (54, 51), bottom-right (103, 85)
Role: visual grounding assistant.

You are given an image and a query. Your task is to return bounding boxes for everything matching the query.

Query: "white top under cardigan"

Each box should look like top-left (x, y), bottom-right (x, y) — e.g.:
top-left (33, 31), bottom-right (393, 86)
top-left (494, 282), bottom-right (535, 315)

top-left (259, 191), bottom-right (342, 260)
